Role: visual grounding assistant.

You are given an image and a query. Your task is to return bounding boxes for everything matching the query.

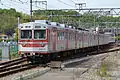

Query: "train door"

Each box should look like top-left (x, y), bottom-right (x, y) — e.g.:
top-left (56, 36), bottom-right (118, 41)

top-left (51, 28), bottom-right (57, 51)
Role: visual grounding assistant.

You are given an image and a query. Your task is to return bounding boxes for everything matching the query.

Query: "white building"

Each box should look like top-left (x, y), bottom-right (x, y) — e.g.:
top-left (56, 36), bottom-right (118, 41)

top-left (0, 34), bottom-right (8, 42)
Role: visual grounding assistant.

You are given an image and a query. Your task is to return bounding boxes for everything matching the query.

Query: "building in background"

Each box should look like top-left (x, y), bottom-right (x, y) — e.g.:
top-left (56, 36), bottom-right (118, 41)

top-left (0, 34), bottom-right (8, 42)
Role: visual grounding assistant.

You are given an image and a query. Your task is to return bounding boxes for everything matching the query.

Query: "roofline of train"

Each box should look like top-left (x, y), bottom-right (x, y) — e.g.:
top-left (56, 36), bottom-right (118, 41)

top-left (18, 20), bottom-right (109, 36)
top-left (18, 20), bottom-right (90, 31)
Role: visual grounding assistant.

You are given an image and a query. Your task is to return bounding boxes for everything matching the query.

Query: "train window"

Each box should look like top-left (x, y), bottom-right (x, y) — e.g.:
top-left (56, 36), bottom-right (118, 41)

top-left (69, 33), bottom-right (72, 40)
top-left (72, 33), bottom-right (75, 40)
top-left (25, 26), bottom-right (31, 28)
top-left (65, 32), bottom-right (68, 40)
top-left (62, 32), bottom-right (65, 40)
top-left (58, 32), bottom-right (60, 40)
top-left (58, 32), bottom-right (65, 40)
top-left (34, 30), bottom-right (46, 39)
top-left (21, 30), bottom-right (32, 39)
top-left (35, 26), bottom-right (41, 28)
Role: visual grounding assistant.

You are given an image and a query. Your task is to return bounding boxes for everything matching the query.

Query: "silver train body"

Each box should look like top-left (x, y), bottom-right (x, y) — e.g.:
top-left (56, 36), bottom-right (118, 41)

top-left (18, 20), bottom-right (115, 55)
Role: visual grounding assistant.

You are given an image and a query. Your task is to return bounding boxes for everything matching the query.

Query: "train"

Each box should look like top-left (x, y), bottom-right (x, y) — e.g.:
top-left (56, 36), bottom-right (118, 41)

top-left (18, 20), bottom-right (115, 63)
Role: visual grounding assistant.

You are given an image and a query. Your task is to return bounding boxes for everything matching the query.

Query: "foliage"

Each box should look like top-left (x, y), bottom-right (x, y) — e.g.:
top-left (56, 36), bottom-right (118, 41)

top-left (0, 38), bottom-right (2, 42)
top-left (115, 36), bottom-right (120, 40)
top-left (97, 63), bottom-right (109, 77)
top-left (0, 49), bottom-right (2, 58)
top-left (10, 53), bottom-right (19, 59)
top-left (33, 10), bottom-right (120, 28)
top-left (0, 8), bottom-right (47, 38)
top-left (6, 39), bottom-right (11, 42)
top-left (14, 28), bottom-right (18, 41)
top-left (10, 45), bottom-right (19, 59)
top-left (96, 61), bottom-right (112, 80)
top-left (0, 8), bottom-right (120, 37)
top-left (0, 8), bottom-right (21, 35)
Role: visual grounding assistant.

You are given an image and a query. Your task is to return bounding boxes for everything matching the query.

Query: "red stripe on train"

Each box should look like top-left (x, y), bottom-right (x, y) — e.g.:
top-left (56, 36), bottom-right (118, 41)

top-left (21, 43), bottom-right (47, 47)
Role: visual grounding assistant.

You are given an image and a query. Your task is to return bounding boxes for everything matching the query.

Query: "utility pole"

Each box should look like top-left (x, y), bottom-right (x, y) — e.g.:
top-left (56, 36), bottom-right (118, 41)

top-left (18, 16), bottom-right (20, 26)
top-left (75, 3), bottom-right (86, 12)
top-left (30, 0), bottom-right (32, 22)
top-left (33, 0), bottom-right (47, 10)
top-left (30, 0), bottom-right (47, 22)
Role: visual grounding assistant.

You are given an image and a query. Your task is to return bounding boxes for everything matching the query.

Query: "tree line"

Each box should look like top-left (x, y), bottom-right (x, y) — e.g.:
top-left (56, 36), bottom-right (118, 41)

top-left (0, 8), bottom-right (120, 38)
top-left (34, 10), bottom-right (120, 28)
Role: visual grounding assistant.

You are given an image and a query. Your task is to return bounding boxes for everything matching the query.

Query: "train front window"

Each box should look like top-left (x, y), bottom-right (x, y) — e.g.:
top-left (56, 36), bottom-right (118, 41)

top-left (21, 30), bottom-right (32, 39)
top-left (34, 30), bottom-right (46, 39)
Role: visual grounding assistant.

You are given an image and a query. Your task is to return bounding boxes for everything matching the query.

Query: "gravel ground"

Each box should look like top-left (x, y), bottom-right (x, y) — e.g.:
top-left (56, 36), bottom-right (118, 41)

top-left (34, 49), bottom-right (120, 80)
top-left (73, 50), bottom-right (120, 80)
top-left (0, 67), bottom-right (49, 80)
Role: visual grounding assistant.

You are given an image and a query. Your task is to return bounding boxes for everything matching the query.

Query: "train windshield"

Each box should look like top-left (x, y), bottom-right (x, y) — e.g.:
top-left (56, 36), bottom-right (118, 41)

top-left (21, 30), bottom-right (32, 39)
top-left (34, 30), bottom-right (46, 39)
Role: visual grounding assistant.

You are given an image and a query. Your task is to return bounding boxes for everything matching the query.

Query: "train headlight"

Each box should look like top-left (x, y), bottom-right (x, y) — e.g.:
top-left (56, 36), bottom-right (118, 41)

top-left (40, 43), bottom-right (45, 47)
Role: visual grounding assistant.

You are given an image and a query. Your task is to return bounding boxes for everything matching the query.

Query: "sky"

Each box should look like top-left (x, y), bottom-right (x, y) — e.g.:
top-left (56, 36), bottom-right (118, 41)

top-left (0, 0), bottom-right (120, 14)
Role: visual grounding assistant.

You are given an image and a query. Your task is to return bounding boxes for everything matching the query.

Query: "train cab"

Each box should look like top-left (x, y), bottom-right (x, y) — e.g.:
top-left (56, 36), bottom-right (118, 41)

top-left (18, 20), bottom-right (50, 56)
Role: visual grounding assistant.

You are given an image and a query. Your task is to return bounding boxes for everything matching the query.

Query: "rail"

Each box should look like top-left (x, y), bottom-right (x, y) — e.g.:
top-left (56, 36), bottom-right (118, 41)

top-left (0, 57), bottom-right (27, 65)
top-left (0, 63), bottom-right (36, 78)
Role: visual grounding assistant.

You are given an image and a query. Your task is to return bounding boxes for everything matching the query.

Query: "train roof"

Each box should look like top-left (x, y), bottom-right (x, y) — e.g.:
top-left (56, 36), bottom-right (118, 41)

top-left (18, 20), bottom-right (98, 33)
top-left (18, 20), bottom-right (77, 30)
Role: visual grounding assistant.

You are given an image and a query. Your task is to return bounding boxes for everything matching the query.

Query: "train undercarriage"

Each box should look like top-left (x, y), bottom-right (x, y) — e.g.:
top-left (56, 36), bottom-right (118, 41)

top-left (22, 43), bottom-right (114, 64)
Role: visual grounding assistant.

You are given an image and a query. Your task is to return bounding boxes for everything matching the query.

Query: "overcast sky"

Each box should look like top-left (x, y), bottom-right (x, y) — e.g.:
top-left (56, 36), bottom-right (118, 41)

top-left (0, 0), bottom-right (120, 14)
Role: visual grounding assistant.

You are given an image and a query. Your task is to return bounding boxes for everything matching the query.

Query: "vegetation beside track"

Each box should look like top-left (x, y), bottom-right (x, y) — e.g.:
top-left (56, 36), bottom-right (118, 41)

top-left (96, 61), bottom-right (112, 80)
top-left (96, 51), bottom-right (120, 80)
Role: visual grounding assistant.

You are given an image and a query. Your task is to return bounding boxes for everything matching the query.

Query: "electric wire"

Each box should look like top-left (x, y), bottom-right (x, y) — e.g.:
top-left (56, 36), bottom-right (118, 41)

top-left (69, 0), bottom-right (76, 4)
top-left (0, 0), bottom-right (29, 13)
top-left (18, 0), bottom-right (28, 4)
top-left (57, 0), bottom-right (76, 8)
top-left (17, 0), bottom-right (46, 10)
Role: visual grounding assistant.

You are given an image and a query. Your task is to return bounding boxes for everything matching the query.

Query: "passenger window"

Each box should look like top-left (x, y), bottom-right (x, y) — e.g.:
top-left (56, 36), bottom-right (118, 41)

top-left (65, 32), bottom-right (68, 40)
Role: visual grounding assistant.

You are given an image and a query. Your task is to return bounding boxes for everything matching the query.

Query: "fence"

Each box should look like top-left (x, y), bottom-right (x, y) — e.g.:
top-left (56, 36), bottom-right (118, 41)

top-left (0, 42), bottom-right (18, 60)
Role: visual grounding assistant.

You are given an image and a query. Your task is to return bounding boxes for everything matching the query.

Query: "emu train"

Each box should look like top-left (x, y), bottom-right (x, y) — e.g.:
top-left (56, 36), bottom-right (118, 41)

top-left (18, 20), bottom-right (115, 61)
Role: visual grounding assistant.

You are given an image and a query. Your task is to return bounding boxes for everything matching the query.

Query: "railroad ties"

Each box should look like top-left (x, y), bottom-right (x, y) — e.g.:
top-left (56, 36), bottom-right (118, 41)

top-left (0, 57), bottom-right (37, 77)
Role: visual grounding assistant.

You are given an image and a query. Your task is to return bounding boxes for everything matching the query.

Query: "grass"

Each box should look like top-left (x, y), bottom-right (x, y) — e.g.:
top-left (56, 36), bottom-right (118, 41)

top-left (96, 61), bottom-right (112, 80)
top-left (10, 52), bottom-right (19, 59)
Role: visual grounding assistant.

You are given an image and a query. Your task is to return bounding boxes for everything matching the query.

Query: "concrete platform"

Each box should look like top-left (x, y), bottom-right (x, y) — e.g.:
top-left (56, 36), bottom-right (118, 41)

top-left (34, 68), bottom-right (88, 80)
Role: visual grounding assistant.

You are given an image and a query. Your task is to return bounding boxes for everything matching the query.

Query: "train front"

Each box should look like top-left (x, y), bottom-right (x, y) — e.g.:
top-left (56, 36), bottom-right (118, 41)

top-left (18, 21), bottom-right (49, 57)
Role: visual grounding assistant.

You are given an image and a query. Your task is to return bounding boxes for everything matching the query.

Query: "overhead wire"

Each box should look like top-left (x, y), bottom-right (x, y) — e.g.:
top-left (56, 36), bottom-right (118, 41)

top-left (57, 0), bottom-right (76, 8)
top-left (32, 4), bottom-right (46, 10)
top-left (10, 0), bottom-right (30, 13)
top-left (17, 0), bottom-right (46, 10)
top-left (10, 0), bottom-right (29, 8)
top-left (69, 0), bottom-right (76, 4)
top-left (0, 0), bottom-right (29, 13)
top-left (18, 0), bottom-right (28, 4)
top-left (0, 2), bottom-right (11, 8)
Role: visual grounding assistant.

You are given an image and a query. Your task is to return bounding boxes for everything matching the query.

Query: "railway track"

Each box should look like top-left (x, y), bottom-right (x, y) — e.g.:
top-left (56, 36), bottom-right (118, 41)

top-left (0, 57), bottom-right (27, 65)
top-left (0, 57), bottom-right (37, 78)
top-left (0, 63), bottom-right (37, 77)
top-left (0, 57), bottom-right (27, 70)
top-left (49, 46), bottom-right (120, 68)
